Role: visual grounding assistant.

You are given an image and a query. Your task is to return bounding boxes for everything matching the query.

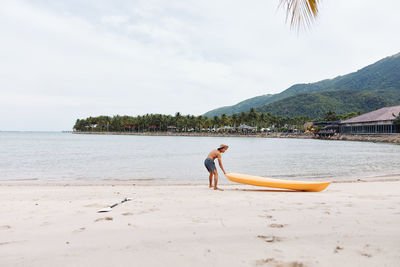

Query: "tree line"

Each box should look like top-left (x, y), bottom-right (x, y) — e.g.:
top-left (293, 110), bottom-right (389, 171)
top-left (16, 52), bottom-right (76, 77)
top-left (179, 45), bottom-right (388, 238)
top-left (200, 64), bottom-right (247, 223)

top-left (73, 108), bottom-right (359, 133)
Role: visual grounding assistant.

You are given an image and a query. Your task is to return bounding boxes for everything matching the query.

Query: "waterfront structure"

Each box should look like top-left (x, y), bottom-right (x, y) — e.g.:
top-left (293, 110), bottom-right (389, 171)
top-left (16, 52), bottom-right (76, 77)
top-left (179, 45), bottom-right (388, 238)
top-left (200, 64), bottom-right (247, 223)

top-left (340, 105), bottom-right (400, 134)
top-left (167, 126), bottom-right (177, 132)
top-left (217, 126), bottom-right (235, 132)
top-left (313, 121), bottom-right (340, 137)
top-left (237, 124), bottom-right (257, 132)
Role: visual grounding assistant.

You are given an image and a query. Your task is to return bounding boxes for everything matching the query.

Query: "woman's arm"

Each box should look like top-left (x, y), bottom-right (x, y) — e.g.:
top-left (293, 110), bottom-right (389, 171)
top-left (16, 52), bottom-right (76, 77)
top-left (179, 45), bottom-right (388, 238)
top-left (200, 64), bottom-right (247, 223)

top-left (217, 155), bottom-right (226, 174)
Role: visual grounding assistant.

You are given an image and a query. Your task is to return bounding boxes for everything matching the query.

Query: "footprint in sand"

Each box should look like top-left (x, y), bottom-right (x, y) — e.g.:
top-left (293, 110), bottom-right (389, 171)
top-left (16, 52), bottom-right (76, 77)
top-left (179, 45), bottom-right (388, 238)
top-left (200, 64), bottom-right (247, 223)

top-left (1, 241), bottom-right (15, 246)
top-left (192, 217), bottom-right (208, 223)
top-left (0, 225), bottom-right (11, 230)
top-left (334, 246), bottom-right (343, 253)
top-left (95, 217), bottom-right (113, 222)
top-left (256, 258), bottom-right (304, 267)
top-left (73, 227), bottom-right (86, 233)
top-left (279, 261), bottom-right (304, 267)
top-left (260, 215), bottom-right (274, 220)
top-left (269, 223), bottom-right (286, 228)
top-left (257, 235), bottom-right (281, 243)
top-left (0, 240), bottom-right (26, 246)
top-left (255, 258), bottom-right (275, 266)
top-left (360, 252), bottom-right (372, 258)
top-left (84, 203), bottom-right (103, 208)
top-left (137, 208), bottom-right (159, 215)
top-left (122, 212), bottom-right (133, 216)
top-left (360, 244), bottom-right (373, 257)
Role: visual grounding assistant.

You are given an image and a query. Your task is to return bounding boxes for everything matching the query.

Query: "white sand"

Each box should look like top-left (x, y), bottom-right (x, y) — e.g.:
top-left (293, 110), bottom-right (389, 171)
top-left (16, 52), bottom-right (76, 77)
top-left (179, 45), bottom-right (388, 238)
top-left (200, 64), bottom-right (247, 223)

top-left (1, 181), bottom-right (400, 267)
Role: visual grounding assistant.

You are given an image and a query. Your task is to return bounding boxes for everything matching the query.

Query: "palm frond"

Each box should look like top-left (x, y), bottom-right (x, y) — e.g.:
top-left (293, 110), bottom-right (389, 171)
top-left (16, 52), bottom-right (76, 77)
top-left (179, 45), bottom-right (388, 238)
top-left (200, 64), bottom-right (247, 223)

top-left (280, 0), bottom-right (320, 30)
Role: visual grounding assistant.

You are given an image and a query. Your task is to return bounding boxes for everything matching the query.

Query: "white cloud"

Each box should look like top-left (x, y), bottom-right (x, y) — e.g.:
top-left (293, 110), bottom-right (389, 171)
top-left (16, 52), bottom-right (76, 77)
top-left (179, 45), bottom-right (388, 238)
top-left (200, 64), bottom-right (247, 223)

top-left (1, 0), bottom-right (400, 130)
top-left (101, 15), bottom-right (130, 27)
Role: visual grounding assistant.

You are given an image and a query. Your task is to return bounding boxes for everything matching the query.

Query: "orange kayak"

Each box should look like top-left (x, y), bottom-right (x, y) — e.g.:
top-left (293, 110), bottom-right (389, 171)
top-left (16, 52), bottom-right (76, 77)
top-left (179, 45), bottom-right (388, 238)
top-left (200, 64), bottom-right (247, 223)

top-left (225, 173), bottom-right (331, 192)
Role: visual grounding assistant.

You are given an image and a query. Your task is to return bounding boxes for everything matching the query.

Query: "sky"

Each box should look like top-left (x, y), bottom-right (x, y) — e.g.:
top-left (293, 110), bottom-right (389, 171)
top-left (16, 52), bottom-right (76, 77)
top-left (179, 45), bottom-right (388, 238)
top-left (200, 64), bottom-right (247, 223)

top-left (1, 0), bottom-right (400, 131)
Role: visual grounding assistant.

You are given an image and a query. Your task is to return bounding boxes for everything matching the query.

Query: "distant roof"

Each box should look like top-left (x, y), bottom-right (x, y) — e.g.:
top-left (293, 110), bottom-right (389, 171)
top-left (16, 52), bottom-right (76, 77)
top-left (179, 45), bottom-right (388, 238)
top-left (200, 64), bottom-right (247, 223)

top-left (341, 105), bottom-right (400, 124)
top-left (237, 124), bottom-right (256, 129)
top-left (313, 121), bottom-right (340, 126)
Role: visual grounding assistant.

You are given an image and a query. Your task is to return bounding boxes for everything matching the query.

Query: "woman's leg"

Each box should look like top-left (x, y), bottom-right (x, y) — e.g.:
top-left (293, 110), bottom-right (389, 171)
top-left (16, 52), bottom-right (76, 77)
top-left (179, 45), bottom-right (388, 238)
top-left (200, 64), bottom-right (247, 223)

top-left (209, 172), bottom-right (213, 188)
top-left (213, 170), bottom-right (223, 191)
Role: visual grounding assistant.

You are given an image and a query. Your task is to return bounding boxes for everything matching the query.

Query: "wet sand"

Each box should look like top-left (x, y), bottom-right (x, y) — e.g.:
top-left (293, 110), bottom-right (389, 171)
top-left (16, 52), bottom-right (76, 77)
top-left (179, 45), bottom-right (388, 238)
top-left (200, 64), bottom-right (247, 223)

top-left (1, 180), bottom-right (399, 266)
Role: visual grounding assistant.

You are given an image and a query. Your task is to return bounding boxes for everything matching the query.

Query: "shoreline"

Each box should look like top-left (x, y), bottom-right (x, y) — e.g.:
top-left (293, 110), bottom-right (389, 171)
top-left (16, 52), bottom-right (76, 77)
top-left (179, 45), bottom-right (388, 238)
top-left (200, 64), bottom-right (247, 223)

top-left (1, 175), bottom-right (399, 187)
top-left (72, 131), bottom-right (400, 144)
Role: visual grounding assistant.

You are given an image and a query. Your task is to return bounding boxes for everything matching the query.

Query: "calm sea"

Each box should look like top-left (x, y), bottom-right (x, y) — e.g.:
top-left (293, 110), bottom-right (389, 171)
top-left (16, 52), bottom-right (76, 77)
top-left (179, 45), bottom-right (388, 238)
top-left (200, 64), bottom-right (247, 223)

top-left (0, 132), bottom-right (399, 182)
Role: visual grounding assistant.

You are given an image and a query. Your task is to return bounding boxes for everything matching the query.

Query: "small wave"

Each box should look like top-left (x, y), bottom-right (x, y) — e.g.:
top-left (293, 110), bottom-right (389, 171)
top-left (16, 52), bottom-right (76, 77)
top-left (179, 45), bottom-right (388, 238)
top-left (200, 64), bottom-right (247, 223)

top-left (101, 178), bottom-right (168, 182)
top-left (0, 178), bottom-right (39, 181)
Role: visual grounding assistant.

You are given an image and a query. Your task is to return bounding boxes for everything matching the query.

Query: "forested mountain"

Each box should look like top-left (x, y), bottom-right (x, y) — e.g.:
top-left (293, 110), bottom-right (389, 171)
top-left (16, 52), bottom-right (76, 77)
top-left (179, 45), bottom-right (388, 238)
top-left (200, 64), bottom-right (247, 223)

top-left (204, 52), bottom-right (400, 117)
top-left (203, 94), bottom-right (272, 117)
top-left (256, 90), bottom-right (396, 119)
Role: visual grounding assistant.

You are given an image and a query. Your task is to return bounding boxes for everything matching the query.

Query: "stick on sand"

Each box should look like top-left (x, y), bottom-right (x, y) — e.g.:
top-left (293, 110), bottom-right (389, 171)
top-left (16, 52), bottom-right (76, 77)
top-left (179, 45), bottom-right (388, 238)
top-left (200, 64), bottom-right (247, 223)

top-left (97, 197), bottom-right (132, 213)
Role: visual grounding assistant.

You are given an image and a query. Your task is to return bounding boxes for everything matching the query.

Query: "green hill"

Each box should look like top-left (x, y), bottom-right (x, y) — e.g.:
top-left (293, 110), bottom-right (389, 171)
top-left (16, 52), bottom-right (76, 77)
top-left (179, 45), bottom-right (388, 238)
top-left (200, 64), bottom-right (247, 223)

top-left (256, 90), bottom-right (396, 119)
top-left (203, 94), bottom-right (272, 117)
top-left (203, 52), bottom-right (400, 117)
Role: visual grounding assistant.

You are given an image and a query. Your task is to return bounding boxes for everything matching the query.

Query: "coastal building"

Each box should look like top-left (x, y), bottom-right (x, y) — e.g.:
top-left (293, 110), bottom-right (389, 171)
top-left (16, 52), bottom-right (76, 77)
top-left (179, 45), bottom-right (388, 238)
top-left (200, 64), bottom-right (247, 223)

top-left (312, 121), bottom-right (340, 137)
top-left (340, 105), bottom-right (400, 134)
top-left (167, 126), bottom-right (177, 132)
top-left (217, 126), bottom-right (235, 132)
top-left (237, 124), bottom-right (257, 132)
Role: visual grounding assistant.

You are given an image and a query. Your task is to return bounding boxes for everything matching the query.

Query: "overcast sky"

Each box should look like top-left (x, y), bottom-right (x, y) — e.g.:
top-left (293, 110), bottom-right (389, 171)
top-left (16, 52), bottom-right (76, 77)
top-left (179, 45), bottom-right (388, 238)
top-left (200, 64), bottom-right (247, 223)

top-left (1, 0), bottom-right (399, 131)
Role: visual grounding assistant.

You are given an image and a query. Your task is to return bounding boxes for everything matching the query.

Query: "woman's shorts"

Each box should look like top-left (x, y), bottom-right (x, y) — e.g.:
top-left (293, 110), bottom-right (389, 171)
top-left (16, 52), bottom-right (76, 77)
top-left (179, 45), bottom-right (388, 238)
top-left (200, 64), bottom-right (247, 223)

top-left (204, 158), bottom-right (216, 172)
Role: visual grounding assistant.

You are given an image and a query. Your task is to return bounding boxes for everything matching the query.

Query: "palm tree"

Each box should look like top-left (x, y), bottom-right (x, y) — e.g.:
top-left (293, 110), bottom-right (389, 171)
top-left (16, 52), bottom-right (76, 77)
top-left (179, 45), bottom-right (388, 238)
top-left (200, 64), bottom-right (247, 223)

top-left (196, 116), bottom-right (203, 132)
top-left (73, 119), bottom-right (88, 131)
top-left (204, 117), bottom-right (213, 131)
top-left (239, 111), bottom-right (247, 125)
top-left (248, 108), bottom-right (257, 126)
top-left (212, 116), bottom-right (220, 129)
top-left (231, 114), bottom-right (239, 128)
top-left (393, 113), bottom-right (400, 133)
top-left (174, 112), bottom-right (182, 131)
top-left (188, 115), bottom-right (196, 131)
top-left (324, 110), bottom-right (339, 121)
top-left (280, 0), bottom-right (320, 30)
top-left (136, 115), bottom-right (143, 132)
top-left (259, 113), bottom-right (266, 129)
top-left (393, 113), bottom-right (400, 125)
top-left (220, 114), bottom-right (229, 127)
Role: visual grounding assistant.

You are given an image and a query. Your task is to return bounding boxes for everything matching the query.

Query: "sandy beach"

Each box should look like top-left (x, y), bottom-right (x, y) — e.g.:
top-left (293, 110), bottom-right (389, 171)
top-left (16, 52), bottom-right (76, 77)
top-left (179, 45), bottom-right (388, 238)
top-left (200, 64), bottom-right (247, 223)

top-left (1, 180), bottom-right (399, 267)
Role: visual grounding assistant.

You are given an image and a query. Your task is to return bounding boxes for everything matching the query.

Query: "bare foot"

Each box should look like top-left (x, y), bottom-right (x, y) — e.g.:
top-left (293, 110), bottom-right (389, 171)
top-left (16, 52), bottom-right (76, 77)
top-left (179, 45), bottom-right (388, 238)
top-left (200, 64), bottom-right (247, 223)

top-left (209, 185), bottom-right (213, 188)
top-left (214, 187), bottom-right (224, 191)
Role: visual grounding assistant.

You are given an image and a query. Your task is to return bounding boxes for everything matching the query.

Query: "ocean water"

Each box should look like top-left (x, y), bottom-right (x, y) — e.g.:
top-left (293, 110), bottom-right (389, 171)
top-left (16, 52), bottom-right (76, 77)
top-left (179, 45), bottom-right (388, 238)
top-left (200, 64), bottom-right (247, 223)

top-left (0, 132), bottom-right (399, 182)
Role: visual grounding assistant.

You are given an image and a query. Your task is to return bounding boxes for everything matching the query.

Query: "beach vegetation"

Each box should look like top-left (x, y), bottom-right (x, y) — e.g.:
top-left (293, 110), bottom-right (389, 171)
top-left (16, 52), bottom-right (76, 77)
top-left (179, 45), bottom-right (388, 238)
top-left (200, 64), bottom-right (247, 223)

top-left (73, 111), bottom-right (312, 133)
top-left (393, 112), bottom-right (400, 125)
top-left (73, 108), bottom-right (367, 134)
top-left (280, 0), bottom-right (320, 30)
